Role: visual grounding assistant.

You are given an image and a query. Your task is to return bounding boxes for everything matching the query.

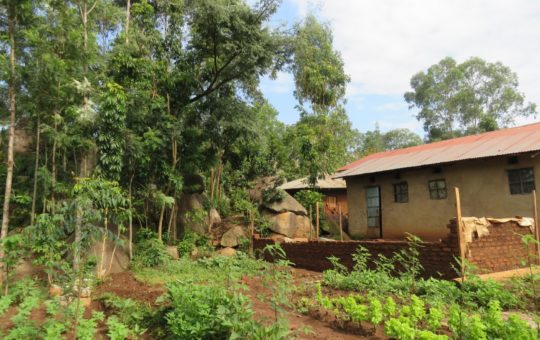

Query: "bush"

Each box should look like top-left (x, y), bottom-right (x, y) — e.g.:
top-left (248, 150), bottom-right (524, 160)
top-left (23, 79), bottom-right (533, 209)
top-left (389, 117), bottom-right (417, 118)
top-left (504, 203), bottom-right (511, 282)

top-left (177, 231), bottom-right (210, 257)
top-left (461, 277), bottom-right (518, 309)
top-left (133, 237), bottom-right (170, 268)
top-left (164, 282), bottom-right (259, 339)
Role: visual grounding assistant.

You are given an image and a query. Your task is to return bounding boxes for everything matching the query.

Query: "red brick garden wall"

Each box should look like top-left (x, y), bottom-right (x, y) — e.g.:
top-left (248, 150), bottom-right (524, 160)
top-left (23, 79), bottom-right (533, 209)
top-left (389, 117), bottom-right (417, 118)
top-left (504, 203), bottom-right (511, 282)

top-left (254, 219), bottom-right (535, 279)
top-left (457, 220), bottom-right (535, 273)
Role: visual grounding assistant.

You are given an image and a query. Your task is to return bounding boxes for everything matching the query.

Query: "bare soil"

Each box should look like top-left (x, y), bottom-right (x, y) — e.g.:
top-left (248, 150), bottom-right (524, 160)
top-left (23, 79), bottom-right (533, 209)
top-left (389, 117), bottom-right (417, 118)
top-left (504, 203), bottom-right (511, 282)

top-left (1, 269), bottom-right (381, 339)
top-left (93, 271), bottom-right (165, 306)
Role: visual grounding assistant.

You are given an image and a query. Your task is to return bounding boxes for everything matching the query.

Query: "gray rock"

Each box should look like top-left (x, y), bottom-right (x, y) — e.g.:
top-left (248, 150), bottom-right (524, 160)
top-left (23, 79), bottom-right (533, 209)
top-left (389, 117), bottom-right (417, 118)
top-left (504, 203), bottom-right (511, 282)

top-left (217, 247), bottom-right (237, 257)
top-left (167, 246), bottom-right (179, 260)
top-left (263, 191), bottom-right (307, 215)
top-left (267, 212), bottom-right (312, 238)
top-left (220, 226), bottom-right (246, 247)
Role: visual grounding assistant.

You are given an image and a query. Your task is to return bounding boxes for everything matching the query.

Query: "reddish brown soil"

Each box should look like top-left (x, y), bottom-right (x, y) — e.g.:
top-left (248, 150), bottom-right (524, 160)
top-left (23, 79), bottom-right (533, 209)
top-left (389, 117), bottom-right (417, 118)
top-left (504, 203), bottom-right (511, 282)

top-left (93, 272), bottom-right (165, 306)
top-left (240, 268), bottom-right (385, 339)
top-left (1, 269), bottom-right (380, 339)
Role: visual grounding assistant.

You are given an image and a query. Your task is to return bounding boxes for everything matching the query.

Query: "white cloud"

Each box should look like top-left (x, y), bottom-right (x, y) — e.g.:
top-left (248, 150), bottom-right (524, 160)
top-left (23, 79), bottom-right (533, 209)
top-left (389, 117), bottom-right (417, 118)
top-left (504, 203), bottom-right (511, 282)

top-left (260, 72), bottom-right (295, 94)
top-left (291, 0), bottom-right (540, 108)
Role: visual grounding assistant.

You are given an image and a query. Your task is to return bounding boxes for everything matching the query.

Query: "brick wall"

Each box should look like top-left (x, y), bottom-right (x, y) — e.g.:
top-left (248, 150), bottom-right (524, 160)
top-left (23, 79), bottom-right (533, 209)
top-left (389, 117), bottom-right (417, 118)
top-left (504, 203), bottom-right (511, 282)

top-left (456, 220), bottom-right (535, 273)
top-left (254, 219), bottom-right (535, 279)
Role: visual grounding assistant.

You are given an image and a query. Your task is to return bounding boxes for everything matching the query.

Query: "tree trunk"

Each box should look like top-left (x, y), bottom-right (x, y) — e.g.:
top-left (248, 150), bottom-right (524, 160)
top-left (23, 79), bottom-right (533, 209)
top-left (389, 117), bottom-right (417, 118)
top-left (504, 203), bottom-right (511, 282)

top-left (128, 174), bottom-right (133, 259)
top-left (73, 203), bottom-right (82, 271)
top-left (51, 119), bottom-right (57, 212)
top-left (30, 118), bottom-right (41, 225)
top-left (0, 8), bottom-right (17, 288)
top-left (158, 205), bottom-right (165, 241)
top-left (125, 0), bottom-right (131, 44)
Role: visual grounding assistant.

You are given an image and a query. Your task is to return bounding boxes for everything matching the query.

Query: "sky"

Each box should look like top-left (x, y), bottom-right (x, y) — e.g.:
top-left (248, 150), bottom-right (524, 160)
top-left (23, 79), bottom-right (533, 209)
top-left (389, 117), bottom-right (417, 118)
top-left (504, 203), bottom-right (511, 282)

top-left (259, 0), bottom-right (540, 136)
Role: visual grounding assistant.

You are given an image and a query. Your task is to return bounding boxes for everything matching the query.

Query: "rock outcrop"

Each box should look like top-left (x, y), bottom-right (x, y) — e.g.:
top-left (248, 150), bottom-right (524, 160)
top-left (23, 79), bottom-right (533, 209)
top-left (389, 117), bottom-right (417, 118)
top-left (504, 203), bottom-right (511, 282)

top-left (262, 191), bottom-right (307, 216)
top-left (220, 225), bottom-right (246, 247)
top-left (266, 212), bottom-right (312, 238)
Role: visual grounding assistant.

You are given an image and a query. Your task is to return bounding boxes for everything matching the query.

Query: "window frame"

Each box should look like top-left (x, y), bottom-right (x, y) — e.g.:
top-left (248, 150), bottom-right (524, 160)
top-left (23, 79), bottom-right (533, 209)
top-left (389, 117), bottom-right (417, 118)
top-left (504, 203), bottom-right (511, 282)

top-left (428, 179), bottom-right (447, 200)
top-left (507, 167), bottom-right (535, 195)
top-left (393, 182), bottom-right (409, 203)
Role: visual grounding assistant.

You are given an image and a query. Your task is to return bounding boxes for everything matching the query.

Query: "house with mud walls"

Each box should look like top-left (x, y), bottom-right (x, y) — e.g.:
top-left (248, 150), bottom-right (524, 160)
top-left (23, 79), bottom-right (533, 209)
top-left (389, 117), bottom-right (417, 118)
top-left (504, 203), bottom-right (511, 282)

top-left (280, 174), bottom-right (348, 224)
top-left (335, 122), bottom-right (540, 241)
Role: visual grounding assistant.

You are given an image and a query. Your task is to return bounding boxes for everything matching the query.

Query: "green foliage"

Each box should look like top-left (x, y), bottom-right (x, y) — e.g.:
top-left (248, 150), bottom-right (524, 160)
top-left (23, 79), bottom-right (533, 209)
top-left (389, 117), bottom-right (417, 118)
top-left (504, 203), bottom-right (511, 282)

top-left (255, 215), bottom-right (273, 238)
top-left (133, 237), bottom-right (170, 268)
top-left (294, 190), bottom-right (324, 211)
top-left (355, 125), bottom-right (423, 157)
top-left (405, 56), bottom-right (536, 141)
top-left (0, 233), bottom-right (27, 290)
top-left (177, 231), bottom-right (211, 257)
top-left (96, 82), bottom-right (127, 181)
top-left (164, 282), bottom-right (256, 339)
top-left (98, 293), bottom-right (152, 335)
top-left (25, 212), bottom-right (69, 285)
top-left (292, 15), bottom-right (349, 112)
top-left (106, 316), bottom-right (130, 340)
top-left (461, 276), bottom-right (518, 309)
top-left (261, 187), bottom-right (286, 205)
top-left (77, 311), bottom-right (105, 340)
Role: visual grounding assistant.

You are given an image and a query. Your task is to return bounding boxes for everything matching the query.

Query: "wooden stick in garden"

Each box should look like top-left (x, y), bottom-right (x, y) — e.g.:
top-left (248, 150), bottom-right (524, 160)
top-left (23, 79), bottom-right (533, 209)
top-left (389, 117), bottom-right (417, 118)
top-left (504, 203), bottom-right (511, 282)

top-left (339, 205), bottom-right (343, 241)
top-left (316, 202), bottom-right (320, 241)
top-left (533, 190), bottom-right (539, 259)
top-left (454, 187), bottom-right (466, 282)
top-left (250, 209), bottom-right (255, 253)
top-left (309, 206), bottom-right (312, 240)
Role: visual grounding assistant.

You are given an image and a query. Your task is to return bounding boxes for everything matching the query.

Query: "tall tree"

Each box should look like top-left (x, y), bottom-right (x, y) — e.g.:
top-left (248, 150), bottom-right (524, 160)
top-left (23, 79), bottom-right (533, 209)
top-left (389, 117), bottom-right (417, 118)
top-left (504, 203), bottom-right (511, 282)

top-left (289, 15), bottom-right (354, 185)
top-left (405, 57), bottom-right (537, 141)
top-left (0, 0), bottom-right (33, 287)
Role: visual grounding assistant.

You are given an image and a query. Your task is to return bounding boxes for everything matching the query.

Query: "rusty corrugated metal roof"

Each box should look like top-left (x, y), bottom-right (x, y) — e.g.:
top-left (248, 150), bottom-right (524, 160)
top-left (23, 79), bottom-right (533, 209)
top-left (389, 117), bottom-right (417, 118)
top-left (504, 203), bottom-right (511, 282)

top-left (279, 174), bottom-right (347, 190)
top-left (335, 121), bottom-right (540, 178)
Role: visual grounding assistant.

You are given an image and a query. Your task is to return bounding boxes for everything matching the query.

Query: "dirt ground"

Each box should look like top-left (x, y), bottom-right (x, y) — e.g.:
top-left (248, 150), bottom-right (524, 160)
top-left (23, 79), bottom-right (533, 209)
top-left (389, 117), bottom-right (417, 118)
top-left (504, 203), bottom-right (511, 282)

top-left (1, 268), bottom-right (380, 339)
top-left (95, 269), bottom-right (381, 339)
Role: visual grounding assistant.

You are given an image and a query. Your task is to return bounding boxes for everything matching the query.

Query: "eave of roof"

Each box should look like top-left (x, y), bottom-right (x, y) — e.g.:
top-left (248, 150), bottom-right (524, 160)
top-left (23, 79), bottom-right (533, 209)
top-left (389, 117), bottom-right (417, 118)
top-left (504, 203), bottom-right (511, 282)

top-left (335, 121), bottom-right (540, 179)
top-left (279, 175), bottom-right (347, 190)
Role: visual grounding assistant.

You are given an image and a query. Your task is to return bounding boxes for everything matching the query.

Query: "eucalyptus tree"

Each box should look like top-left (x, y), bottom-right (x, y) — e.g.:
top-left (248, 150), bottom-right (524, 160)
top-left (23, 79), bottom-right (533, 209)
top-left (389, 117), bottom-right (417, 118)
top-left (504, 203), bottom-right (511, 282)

top-left (405, 57), bottom-right (537, 141)
top-left (288, 15), bottom-right (355, 186)
top-left (0, 0), bottom-right (34, 288)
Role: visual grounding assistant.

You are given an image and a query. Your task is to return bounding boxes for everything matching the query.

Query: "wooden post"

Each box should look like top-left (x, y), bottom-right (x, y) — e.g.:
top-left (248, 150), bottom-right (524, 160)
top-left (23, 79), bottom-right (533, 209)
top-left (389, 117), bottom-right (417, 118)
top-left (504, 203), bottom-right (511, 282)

top-left (339, 205), bottom-right (343, 241)
top-left (454, 187), bottom-right (466, 282)
top-left (316, 202), bottom-right (320, 241)
top-left (533, 190), bottom-right (539, 260)
top-left (309, 205), bottom-right (312, 241)
top-left (249, 209), bottom-right (255, 254)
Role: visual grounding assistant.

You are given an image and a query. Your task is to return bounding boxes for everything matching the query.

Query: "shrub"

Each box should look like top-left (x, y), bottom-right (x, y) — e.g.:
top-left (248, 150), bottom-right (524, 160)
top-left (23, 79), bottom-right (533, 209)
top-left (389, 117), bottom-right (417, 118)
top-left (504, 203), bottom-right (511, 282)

top-left (177, 231), bottom-right (210, 257)
top-left (133, 237), bottom-right (170, 268)
top-left (461, 277), bottom-right (518, 309)
top-left (164, 282), bottom-right (258, 339)
top-left (107, 316), bottom-right (130, 340)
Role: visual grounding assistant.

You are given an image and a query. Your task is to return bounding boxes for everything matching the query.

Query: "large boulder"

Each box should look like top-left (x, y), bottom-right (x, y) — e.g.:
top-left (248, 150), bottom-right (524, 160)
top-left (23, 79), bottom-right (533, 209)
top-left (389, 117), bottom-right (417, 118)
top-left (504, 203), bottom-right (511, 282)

top-left (263, 192), bottom-right (307, 216)
top-left (267, 212), bottom-right (312, 238)
top-left (220, 226), bottom-right (246, 247)
top-left (89, 238), bottom-right (131, 277)
top-left (217, 247), bottom-right (237, 257)
top-left (178, 193), bottom-right (206, 235)
top-left (167, 246), bottom-right (180, 260)
top-left (205, 208), bottom-right (221, 228)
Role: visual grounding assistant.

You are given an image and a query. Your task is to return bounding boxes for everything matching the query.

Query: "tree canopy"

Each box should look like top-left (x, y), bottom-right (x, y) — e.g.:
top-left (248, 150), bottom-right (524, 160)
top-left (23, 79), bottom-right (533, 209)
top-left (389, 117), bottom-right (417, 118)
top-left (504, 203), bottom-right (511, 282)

top-left (405, 57), bottom-right (537, 141)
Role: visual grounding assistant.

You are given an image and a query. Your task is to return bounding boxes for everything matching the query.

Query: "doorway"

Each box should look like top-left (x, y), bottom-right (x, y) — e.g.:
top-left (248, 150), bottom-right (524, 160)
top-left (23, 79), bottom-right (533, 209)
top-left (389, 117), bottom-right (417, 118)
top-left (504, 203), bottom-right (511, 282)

top-left (366, 186), bottom-right (382, 238)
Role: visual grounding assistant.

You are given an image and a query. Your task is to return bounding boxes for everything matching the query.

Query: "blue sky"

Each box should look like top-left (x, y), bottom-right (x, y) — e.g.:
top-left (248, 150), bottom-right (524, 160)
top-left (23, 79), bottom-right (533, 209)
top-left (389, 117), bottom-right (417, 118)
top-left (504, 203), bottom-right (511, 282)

top-left (259, 0), bottom-right (540, 137)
